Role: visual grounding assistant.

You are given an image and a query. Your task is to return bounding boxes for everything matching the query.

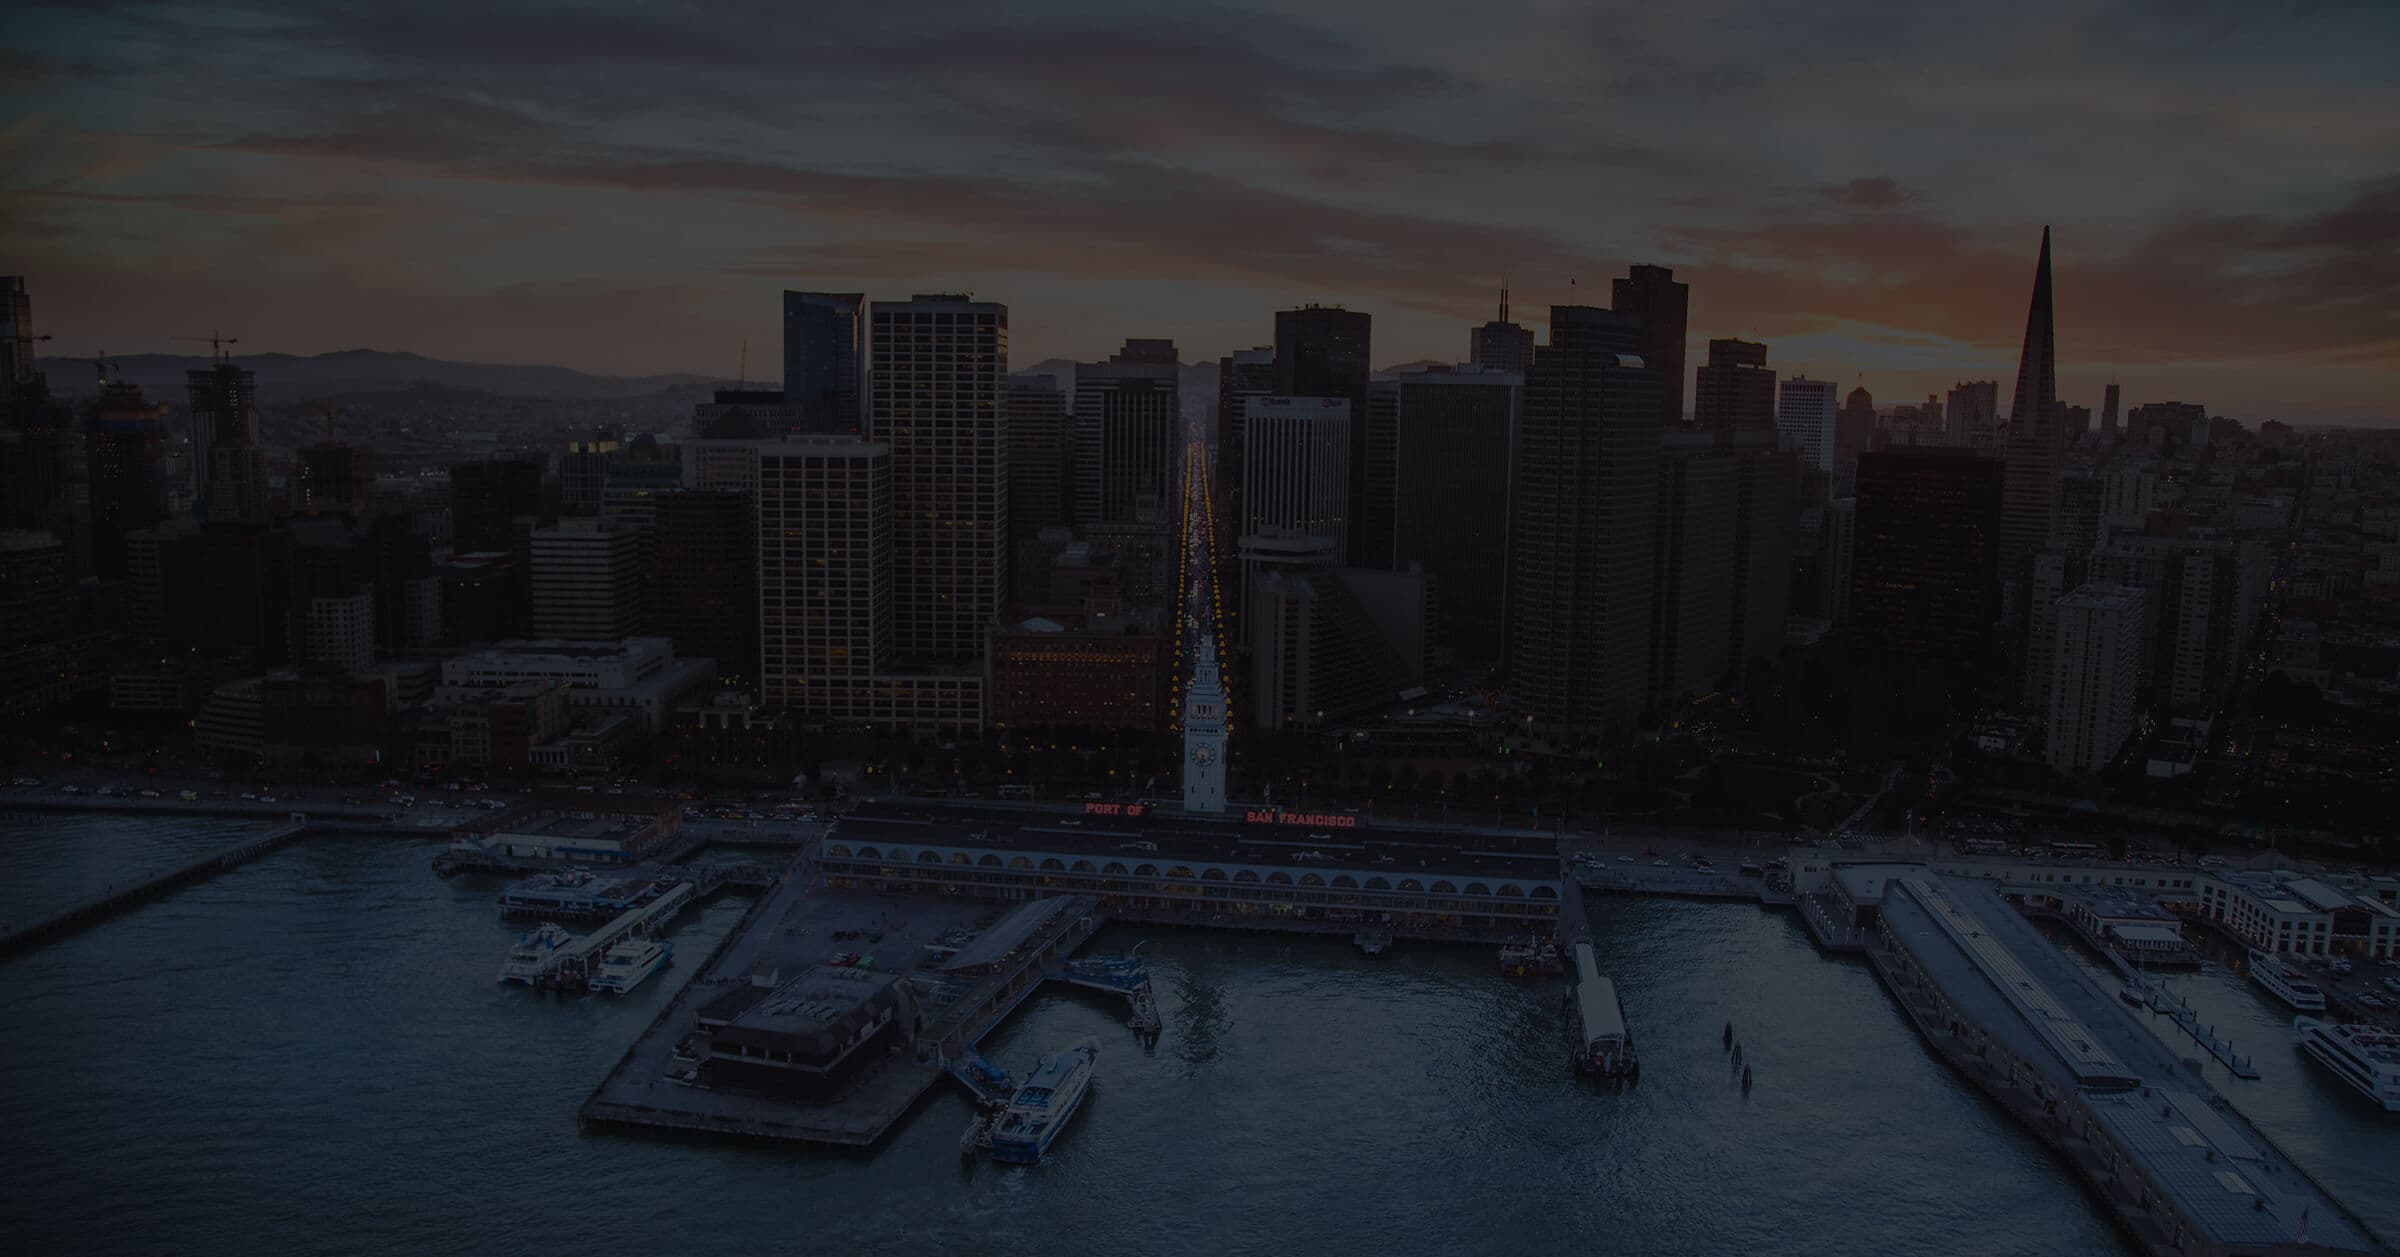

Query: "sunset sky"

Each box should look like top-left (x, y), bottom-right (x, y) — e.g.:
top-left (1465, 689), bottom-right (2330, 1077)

top-left (5, 0), bottom-right (2396, 422)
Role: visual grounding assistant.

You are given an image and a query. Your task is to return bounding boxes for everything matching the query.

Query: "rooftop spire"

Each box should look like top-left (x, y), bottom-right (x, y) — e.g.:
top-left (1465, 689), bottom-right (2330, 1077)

top-left (2008, 226), bottom-right (2057, 436)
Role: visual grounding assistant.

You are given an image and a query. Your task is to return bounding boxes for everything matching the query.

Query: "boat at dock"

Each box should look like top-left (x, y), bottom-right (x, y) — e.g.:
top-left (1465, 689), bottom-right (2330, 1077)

top-left (2246, 949), bottom-right (2328, 1012)
top-left (1353, 927), bottom-right (1392, 957)
top-left (1565, 941), bottom-right (1637, 1079)
top-left (2293, 1018), bottom-right (2400, 1112)
top-left (587, 937), bottom-right (672, 995)
top-left (989, 1038), bottom-right (1099, 1164)
top-left (1499, 935), bottom-right (1565, 978)
top-left (499, 922), bottom-right (576, 984)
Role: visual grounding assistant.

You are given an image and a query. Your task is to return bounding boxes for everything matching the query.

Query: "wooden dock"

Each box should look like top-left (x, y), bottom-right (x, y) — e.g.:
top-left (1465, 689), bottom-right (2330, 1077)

top-left (0, 820), bottom-right (308, 957)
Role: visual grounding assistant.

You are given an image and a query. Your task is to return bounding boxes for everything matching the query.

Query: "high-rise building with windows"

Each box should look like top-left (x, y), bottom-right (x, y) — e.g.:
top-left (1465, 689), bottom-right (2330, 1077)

top-left (188, 362), bottom-right (269, 523)
top-left (1006, 372), bottom-right (1072, 553)
top-left (757, 437), bottom-right (892, 721)
top-left (871, 294), bottom-right (1008, 665)
top-left (1469, 290), bottom-right (1534, 376)
top-left (1505, 306), bottom-right (1661, 737)
top-left (1387, 364), bottom-right (1518, 666)
top-left (529, 518), bottom-right (644, 640)
top-left (1612, 265), bottom-right (1688, 426)
top-left (1849, 448), bottom-right (2004, 670)
top-left (1073, 341), bottom-right (1179, 527)
top-left (450, 458), bottom-right (544, 554)
top-left (85, 381), bottom-right (176, 579)
top-left (1946, 379), bottom-right (2001, 450)
top-left (1693, 339), bottom-right (1774, 435)
top-left (1776, 376), bottom-right (1839, 472)
top-left (781, 291), bottom-right (866, 435)
top-left (648, 489), bottom-right (757, 682)
top-left (294, 442), bottom-right (374, 515)
top-left (1274, 307), bottom-right (1376, 566)
top-left (2046, 583), bottom-right (2143, 775)
top-left (1238, 396), bottom-right (1349, 623)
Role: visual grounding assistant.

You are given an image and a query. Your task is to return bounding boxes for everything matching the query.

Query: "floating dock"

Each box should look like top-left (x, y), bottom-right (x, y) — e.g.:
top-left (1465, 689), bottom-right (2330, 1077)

top-left (0, 820), bottom-right (307, 957)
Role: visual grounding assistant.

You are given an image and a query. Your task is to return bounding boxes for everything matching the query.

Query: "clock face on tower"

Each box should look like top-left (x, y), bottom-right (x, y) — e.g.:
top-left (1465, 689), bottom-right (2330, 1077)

top-left (1191, 745), bottom-right (1216, 767)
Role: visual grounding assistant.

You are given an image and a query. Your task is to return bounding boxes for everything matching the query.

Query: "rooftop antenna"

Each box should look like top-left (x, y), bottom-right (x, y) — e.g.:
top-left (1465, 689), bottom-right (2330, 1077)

top-left (737, 338), bottom-right (749, 390)
top-left (1499, 278), bottom-right (1510, 325)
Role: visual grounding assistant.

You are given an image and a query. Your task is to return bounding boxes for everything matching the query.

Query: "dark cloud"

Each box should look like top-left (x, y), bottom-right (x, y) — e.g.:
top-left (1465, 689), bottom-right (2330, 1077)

top-left (1818, 177), bottom-right (1919, 210)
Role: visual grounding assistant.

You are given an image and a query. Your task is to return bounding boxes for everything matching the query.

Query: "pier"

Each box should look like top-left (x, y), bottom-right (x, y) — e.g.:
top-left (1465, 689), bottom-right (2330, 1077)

top-left (1866, 876), bottom-right (2384, 1257)
top-left (0, 820), bottom-right (307, 958)
top-left (507, 880), bottom-right (700, 990)
top-left (579, 885), bottom-right (1107, 1148)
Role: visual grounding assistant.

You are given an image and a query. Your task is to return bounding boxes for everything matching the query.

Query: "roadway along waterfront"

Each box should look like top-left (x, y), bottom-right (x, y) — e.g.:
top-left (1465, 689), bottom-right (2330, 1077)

top-left (1, 810), bottom-right (2391, 1255)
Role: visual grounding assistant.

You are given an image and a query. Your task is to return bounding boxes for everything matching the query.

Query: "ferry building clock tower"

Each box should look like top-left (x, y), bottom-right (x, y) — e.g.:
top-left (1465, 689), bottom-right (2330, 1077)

top-left (1182, 633), bottom-right (1227, 814)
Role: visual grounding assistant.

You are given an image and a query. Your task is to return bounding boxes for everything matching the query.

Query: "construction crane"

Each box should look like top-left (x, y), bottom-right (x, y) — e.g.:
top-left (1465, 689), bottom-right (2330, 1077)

top-left (169, 329), bottom-right (239, 363)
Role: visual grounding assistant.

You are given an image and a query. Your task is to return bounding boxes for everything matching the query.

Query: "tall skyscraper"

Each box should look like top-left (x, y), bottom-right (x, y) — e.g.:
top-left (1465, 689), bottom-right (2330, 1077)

top-left (1213, 347), bottom-right (1276, 611)
top-left (1612, 265), bottom-right (1689, 427)
top-left (1505, 306), bottom-right (1661, 737)
top-left (1005, 371), bottom-right (1071, 548)
top-left (1999, 227), bottom-right (2065, 613)
top-left (560, 435), bottom-right (618, 516)
top-left (1837, 384), bottom-right (1876, 465)
top-left (1849, 448), bottom-right (2004, 671)
top-left (84, 381), bottom-right (176, 579)
top-left (648, 489), bottom-right (757, 681)
top-left (1946, 379), bottom-right (2001, 450)
top-left (1776, 377), bottom-right (1838, 472)
top-left (1693, 339), bottom-right (1775, 435)
top-left (1238, 396), bottom-right (1349, 622)
top-left (295, 441), bottom-right (375, 515)
top-left (871, 294), bottom-right (1007, 663)
top-left (1727, 436), bottom-right (1797, 674)
top-left (1073, 340), bottom-right (1179, 526)
top-left (757, 437), bottom-right (892, 720)
top-left (449, 458), bottom-right (544, 553)
top-left (1650, 431), bottom-right (1738, 713)
top-left (2099, 382), bottom-right (2121, 441)
top-left (2046, 583), bottom-right (2143, 775)
top-left (188, 361), bottom-right (269, 523)
top-left (288, 522), bottom-right (376, 670)
top-left (1273, 307), bottom-right (1376, 566)
top-left (529, 518), bottom-right (645, 639)
top-left (781, 292), bottom-right (866, 435)
top-left (1469, 289), bottom-right (1534, 376)
top-left (2, 276), bottom-right (35, 389)
top-left (1389, 365), bottom-right (1519, 666)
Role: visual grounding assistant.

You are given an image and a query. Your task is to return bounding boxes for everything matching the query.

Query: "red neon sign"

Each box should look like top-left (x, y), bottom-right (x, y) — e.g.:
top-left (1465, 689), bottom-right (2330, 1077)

top-left (1245, 809), bottom-right (1357, 829)
top-left (1084, 802), bottom-right (1148, 818)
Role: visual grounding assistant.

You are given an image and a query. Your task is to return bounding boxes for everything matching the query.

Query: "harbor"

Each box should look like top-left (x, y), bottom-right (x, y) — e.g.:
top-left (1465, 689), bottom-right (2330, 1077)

top-left (9, 807), bottom-right (2400, 1256)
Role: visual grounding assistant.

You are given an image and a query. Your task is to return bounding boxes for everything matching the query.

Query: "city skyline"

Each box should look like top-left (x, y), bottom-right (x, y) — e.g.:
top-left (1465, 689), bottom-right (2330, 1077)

top-left (5, 1), bottom-right (2398, 423)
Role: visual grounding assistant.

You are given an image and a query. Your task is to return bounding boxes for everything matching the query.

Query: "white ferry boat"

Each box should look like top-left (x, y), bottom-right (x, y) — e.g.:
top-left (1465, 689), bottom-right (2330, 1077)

top-left (989, 1038), bottom-right (1099, 1164)
top-left (2293, 1018), bottom-right (2400, 1111)
top-left (587, 937), bottom-right (672, 995)
top-left (499, 922), bottom-right (576, 984)
top-left (1566, 941), bottom-right (1638, 1079)
top-left (2246, 949), bottom-right (2327, 1013)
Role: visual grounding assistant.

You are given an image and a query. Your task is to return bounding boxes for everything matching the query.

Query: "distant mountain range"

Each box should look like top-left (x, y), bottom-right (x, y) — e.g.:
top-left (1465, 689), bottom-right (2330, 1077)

top-left (35, 349), bottom-right (717, 405)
